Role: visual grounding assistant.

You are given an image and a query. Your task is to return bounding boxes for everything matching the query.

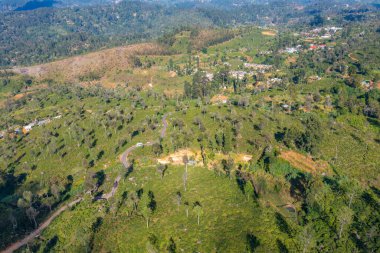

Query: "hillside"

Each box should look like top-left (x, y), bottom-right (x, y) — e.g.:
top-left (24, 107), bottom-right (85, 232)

top-left (12, 43), bottom-right (165, 87)
top-left (2, 0), bottom-right (378, 67)
top-left (0, 4), bottom-right (380, 253)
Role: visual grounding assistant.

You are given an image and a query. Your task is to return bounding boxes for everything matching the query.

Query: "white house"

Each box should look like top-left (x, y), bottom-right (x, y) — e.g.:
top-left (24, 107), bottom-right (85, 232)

top-left (23, 122), bottom-right (36, 133)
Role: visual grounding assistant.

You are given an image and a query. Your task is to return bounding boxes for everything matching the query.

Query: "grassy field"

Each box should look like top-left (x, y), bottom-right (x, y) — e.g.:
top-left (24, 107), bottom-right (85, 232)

top-left (37, 163), bottom-right (296, 252)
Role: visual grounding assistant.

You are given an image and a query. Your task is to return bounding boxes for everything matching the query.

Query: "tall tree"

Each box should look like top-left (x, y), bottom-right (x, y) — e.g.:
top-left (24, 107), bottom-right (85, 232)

top-left (193, 201), bottom-right (203, 225)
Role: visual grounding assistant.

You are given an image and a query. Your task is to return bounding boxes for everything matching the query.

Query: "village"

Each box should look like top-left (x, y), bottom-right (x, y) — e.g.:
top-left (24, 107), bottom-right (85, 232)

top-left (0, 115), bottom-right (62, 140)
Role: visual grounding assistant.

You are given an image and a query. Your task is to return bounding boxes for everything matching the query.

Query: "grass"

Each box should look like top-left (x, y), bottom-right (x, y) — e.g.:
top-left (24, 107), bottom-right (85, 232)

top-left (38, 163), bottom-right (282, 252)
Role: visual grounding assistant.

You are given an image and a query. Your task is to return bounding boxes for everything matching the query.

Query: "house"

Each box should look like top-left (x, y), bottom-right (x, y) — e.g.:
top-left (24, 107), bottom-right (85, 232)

top-left (259, 50), bottom-right (273, 55)
top-left (281, 104), bottom-right (290, 111)
top-left (285, 47), bottom-right (298, 54)
top-left (230, 71), bottom-right (248, 80)
top-left (244, 63), bottom-right (273, 72)
top-left (37, 119), bottom-right (51, 126)
top-left (280, 46), bottom-right (301, 54)
top-left (309, 44), bottom-right (326, 50)
top-left (267, 78), bottom-right (283, 86)
top-left (205, 72), bottom-right (214, 81)
top-left (23, 122), bottom-right (36, 134)
top-left (321, 34), bottom-right (331, 39)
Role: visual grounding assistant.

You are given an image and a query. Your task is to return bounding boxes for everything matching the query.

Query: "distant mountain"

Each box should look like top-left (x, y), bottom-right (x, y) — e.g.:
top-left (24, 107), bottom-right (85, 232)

top-left (14, 0), bottom-right (59, 10)
top-left (0, 0), bottom-right (112, 11)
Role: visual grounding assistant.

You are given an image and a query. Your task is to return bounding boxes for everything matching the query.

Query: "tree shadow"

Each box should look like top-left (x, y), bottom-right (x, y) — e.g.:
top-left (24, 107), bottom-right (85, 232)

top-left (246, 232), bottom-right (260, 252)
top-left (276, 239), bottom-right (289, 253)
top-left (43, 235), bottom-right (58, 253)
top-left (287, 172), bottom-right (308, 201)
top-left (235, 169), bottom-right (246, 195)
top-left (370, 186), bottom-right (380, 198)
top-left (275, 212), bottom-right (292, 236)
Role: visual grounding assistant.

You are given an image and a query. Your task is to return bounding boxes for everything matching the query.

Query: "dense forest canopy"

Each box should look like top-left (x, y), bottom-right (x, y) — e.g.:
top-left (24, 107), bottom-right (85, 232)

top-left (0, 0), bottom-right (378, 66)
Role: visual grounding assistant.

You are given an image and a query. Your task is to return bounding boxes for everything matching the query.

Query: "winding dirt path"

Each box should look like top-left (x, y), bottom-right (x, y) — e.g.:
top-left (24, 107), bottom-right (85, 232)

top-left (2, 198), bottom-right (82, 253)
top-left (1, 113), bottom-right (170, 252)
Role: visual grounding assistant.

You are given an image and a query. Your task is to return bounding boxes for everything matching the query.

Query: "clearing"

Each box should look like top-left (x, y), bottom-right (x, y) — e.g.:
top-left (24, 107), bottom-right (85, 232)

top-left (261, 30), bottom-right (277, 36)
top-left (157, 149), bottom-right (200, 165)
top-left (279, 150), bottom-right (331, 175)
top-left (12, 43), bottom-right (164, 86)
top-left (157, 149), bottom-right (252, 167)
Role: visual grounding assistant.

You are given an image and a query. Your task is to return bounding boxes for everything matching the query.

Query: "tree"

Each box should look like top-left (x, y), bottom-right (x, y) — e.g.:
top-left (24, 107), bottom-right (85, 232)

top-left (84, 171), bottom-right (97, 194)
top-left (129, 191), bottom-right (139, 214)
top-left (183, 171), bottom-right (188, 191)
top-left (222, 157), bottom-right (234, 178)
top-left (244, 181), bottom-right (255, 201)
top-left (337, 206), bottom-right (354, 239)
top-left (184, 201), bottom-right (189, 217)
top-left (298, 224), bottom-right (316, 253)
top-left (182, 155), bottom-right (189, 173)
top-left (339, 177), bottom-right (361, 208)
top-left (176, 191), bottom-right (182, 211)
top-left (26, 207), bottom-right (39, 228)
top-left (167, 237), bottom-right (176, 253)
top-left (168, 58), bottom-right (174, 71)
top-left (17, 191), bottom-right (39, 228)
top-left (140, 191), bottom-right (154, 228)
top-left (156, 164), bottom-right (167, 179)
top-left (184, 81), bottom-right (192, 98)
top-left (298, 114), bottom-right (323, 154)
top-left (310, 14), bottom-right (324, 27)
top-left (223, 130), bottom-right (232, 153)
top-left (152, 143), bottom-right (163, 157)
top-left (193, 201), bottom-right (203, 225)
top-left (42, 196), bottom-right (55, 211)
top-left (132, 56), bottom-right (143, 68)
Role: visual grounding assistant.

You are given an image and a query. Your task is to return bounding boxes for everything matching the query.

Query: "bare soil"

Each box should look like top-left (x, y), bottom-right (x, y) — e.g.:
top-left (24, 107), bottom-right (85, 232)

top-left (280, 150), bottom-right (331, 175)
top-left (12, 43), bottom-right (165, 86)
top-left (261, 30), bottom-right (277, 36)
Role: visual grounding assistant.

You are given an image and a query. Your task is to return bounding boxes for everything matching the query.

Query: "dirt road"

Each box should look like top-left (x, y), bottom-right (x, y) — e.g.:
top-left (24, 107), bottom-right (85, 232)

top-left (2, 113), bottom-right (170, 252)
top-left (2, 198), bottom-right (82, 253)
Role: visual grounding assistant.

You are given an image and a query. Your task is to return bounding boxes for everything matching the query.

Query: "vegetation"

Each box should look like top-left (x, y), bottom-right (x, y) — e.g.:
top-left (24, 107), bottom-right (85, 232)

top-left (0, 0), bottom-right (379, 252)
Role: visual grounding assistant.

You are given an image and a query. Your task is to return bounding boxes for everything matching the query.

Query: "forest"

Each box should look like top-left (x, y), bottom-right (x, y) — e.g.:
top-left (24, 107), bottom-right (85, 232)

top-left (1, 0), bottom-right (378, 67)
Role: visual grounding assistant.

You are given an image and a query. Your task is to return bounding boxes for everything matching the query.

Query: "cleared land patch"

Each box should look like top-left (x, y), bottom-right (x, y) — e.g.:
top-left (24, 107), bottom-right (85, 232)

top-left (279, 150), bottom-right (331, 175)
top-left (12, 43), bottom-right (164, 85)
top-left (157, 149), bottom-right (252, 167)
top-left (261, 30), bottom-right (277, 36)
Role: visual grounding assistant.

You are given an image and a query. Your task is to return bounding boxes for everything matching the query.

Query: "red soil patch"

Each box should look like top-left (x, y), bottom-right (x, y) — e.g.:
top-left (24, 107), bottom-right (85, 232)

top-left (280, 150), bottom-right (331, 175)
